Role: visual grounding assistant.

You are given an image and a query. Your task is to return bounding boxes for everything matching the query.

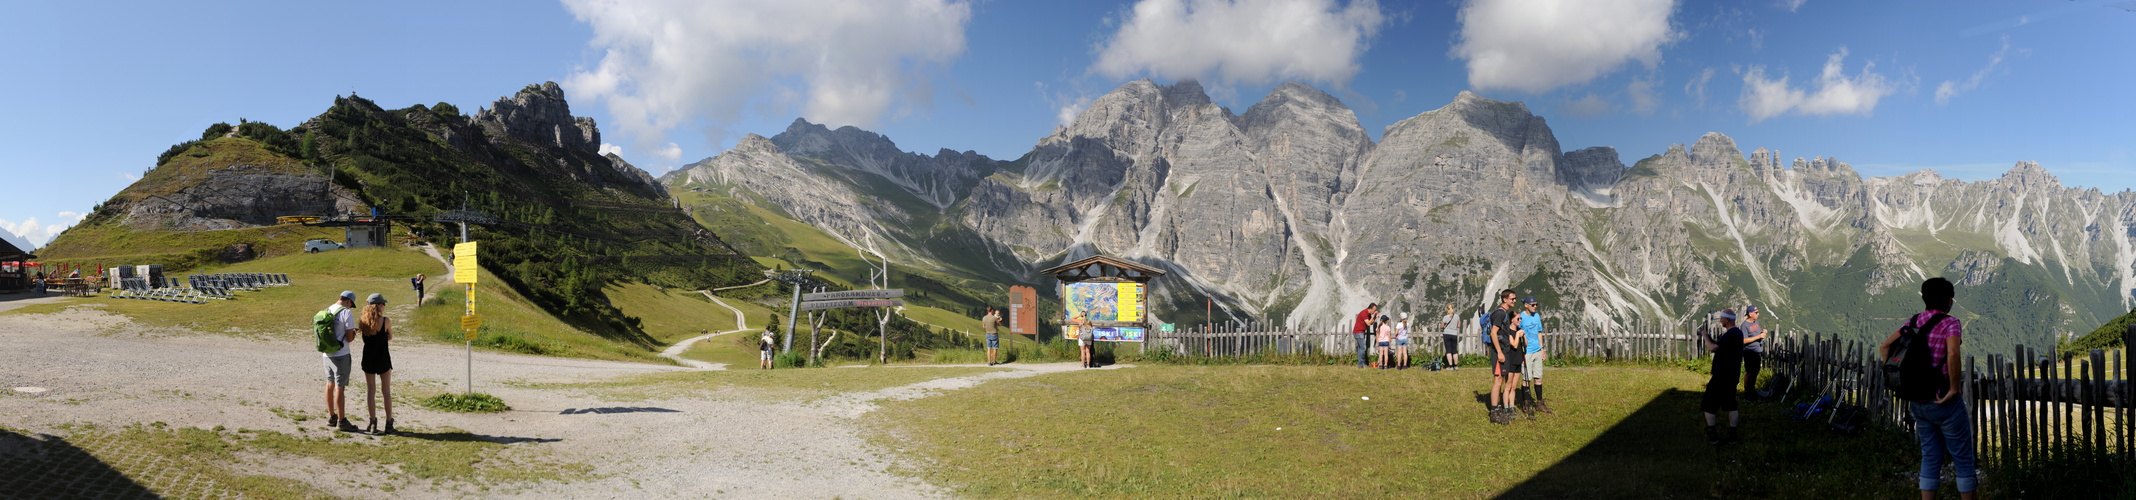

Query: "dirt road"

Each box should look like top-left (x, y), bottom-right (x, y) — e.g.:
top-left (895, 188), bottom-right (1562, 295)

top-left (0, 301), bottom-right (1088, 498)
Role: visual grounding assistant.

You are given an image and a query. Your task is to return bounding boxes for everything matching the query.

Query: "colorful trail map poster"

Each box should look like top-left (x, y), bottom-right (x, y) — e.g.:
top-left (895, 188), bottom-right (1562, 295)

top-left (1065, 282), bottom-right (1144, 323)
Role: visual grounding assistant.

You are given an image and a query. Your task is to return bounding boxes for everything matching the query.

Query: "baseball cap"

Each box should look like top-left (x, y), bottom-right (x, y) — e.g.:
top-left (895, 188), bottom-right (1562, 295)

top-left (1718, 309), bottom-right (1737, 320)
top-left (1400, 312), bottom-right (1409, 319)
top-left (1522, 296), bottom-right (1538, 304)
top-left (339, 290), bottom-right (356, 301)
top-left (1746, 305), bottom-right (1759, 314)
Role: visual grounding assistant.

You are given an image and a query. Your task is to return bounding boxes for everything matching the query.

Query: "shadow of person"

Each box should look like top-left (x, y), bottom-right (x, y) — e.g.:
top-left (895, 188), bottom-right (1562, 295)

top-left (386, 429), bottom-right (562, 445)
top-left (0, 428), bottom-right (158, 498)
top-left (558, 407), bottom-right (682, 415)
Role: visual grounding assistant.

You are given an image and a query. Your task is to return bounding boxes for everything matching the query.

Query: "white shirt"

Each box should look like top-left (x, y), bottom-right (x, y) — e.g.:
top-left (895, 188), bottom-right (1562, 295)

top-left (324, 303), bottom-right (354, 357)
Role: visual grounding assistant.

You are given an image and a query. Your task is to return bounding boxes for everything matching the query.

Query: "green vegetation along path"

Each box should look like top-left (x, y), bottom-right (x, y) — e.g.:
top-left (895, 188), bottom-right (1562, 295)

top-left (655, 291), bottom-right (756, 370)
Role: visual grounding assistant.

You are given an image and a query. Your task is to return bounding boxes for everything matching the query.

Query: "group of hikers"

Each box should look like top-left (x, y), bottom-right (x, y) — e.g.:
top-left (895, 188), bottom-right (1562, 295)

top-left (1349, 290), bottom-right (1553, 425)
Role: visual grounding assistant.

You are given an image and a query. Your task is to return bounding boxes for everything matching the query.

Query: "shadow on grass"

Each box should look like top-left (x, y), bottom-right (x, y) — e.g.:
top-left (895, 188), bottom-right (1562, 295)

top-left (0, 428), bottom-right (157, 498)
top-left (558, 406), bottom-right (680, 415)
top-left (389, 430), bottom-right (562, 445)
top-left (1495, 388), bottom-right (1710, 499)
top-left (1499, 388), bottom-right (1924, 499)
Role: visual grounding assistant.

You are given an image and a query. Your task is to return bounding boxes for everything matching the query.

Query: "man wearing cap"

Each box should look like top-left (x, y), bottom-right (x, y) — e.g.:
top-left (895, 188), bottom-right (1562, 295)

top-left (1518, 296), bottom-right (1551, 415)
top-left (323, 291), bottom-right (361, 433)
top-left (1488, 290), bottom-right (1522, 424)
top-left (1702, 309), bottom-right (1746, 445)
top-left (1741, 305), bottom-right (1767, 399)
top-left (1352, 303), bottom-right (1378, 369)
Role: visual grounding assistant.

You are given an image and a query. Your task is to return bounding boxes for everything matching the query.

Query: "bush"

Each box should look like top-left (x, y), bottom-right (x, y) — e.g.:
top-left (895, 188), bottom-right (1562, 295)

top-left (773, 350), bottom-right (809, 368)
top-left (420, 393), bottom-right (509, 413)
top-left (201, 122), bottom-right (234, 141)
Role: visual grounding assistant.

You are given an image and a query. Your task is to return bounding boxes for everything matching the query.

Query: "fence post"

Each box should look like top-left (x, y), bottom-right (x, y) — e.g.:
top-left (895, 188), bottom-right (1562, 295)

top-left (2090, 349), bottom-right (2106, 462)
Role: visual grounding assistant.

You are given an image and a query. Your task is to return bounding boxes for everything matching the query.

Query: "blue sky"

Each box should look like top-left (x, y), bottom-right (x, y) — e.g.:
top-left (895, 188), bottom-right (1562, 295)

top-left (3, 0), bottom-right (2132, 250)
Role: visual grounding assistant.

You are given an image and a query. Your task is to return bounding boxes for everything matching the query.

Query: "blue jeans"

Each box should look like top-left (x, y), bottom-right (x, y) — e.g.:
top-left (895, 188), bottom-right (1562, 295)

top-left (1911, 399), bottom-right (1977, 493)
top-left (1354, 334), bottom-right (1370, 367)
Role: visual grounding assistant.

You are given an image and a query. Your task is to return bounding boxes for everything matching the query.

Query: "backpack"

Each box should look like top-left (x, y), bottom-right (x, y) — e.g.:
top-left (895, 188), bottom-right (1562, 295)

top-left (314, 305), bottom-right (344, 354)
top-left (1881, 313), bottom-right (1948, 403)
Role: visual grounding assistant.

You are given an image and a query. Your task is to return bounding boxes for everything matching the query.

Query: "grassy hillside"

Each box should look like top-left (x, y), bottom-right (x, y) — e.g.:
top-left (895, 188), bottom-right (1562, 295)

top-left (45, 90), bottom-right (766, 354)
top-left (5, 246), bottom-right (777, 363)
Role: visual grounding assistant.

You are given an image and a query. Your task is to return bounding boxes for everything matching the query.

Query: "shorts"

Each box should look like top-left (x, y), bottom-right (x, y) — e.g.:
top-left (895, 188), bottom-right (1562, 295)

top-left (1442, 335), bottom-right (1459, 355)
top-left (1522, 352), bottom-right (1545, 381)
top-left (1396, 338), bottom-right (1410, 347)
top-left (1702, 383), bottom-right (1739, 413)
top-left (323, 354), bottom-right (352, 387)
top-left (1377, 341), bottom-right (1390, 348)
top-left (1499, 353), bottom-right (1523, 375)
top-left (986, 334), bottom-right (999, 349)
top-left (760, 350), bottom-right (773, 361)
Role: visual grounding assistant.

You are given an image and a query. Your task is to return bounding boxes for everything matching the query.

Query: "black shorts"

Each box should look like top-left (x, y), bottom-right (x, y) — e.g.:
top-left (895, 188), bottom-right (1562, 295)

top-left (1702, 382), bottom-right (1739, 412)
top-left (1442, 335), bottom-right (1459, 355)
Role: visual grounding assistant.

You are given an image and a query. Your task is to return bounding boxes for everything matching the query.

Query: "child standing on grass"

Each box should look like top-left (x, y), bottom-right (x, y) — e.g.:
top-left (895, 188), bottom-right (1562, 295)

top-left (1395, 313), bottom-right (1411, 370)
top-left (1375, 316), bottom-right (1393, 370)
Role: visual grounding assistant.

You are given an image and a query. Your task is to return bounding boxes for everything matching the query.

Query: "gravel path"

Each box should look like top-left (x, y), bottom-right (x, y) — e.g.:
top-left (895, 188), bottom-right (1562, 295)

top-left (0, 301), bottom-right (1087, 499)
top-left (655, 291), bottom-right (755, 370)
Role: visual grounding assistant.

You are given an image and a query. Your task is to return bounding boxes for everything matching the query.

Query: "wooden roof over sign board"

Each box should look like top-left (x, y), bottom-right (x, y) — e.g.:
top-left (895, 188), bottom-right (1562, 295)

top-left (1038, 255), bottom-right (1167, 284)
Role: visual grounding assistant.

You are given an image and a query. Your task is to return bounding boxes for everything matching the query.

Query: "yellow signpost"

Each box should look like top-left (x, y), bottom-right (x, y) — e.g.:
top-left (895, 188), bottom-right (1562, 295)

top-left (454, 241), bottom-right (478, 394)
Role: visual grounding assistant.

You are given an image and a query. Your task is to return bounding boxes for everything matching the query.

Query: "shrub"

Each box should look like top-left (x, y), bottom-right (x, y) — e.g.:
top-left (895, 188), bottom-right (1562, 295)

top-left (773, 350), bottom-right (809, 368)
top-left (421, 393), bottom-right (509, 413)
top-left (201, 122), bottom-right (234, 141)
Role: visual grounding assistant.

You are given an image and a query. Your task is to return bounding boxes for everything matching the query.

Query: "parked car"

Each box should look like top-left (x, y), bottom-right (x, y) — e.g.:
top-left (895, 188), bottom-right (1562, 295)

top-left (304, 239), bottom-right (345, 253)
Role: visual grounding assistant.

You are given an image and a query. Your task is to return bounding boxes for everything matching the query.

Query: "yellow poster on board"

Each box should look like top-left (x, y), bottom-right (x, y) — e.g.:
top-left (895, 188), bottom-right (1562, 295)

top-left (452, 242), bottom-right (478, 284)
top-left (1116, 283), bottom-right (1144, 323)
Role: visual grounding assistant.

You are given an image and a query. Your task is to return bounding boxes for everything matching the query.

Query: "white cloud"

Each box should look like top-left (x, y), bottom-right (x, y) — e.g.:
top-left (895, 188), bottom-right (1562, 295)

top-left (1561, 93), bottom-right (1613, 118)
top-left (1035, 82), bottom-right (1096, 128)
top-left (122, 173), bottom-right (139, 181)
top-left (1628, 77), bottom-right (1661, 115)
top-left (1935, 36), bottom-right (2014, 106)
top-left (563, 0), bottom-right (971, 154)
top-left (1091, 0), bottom-right (1388, 86)
top-left (1685, 67), bottom-right (1717, 107)
top-left (656, 142), bottom-right (683, 163)
top-left (1738, 47), bottom-right (1900, 122)
top-left (1452, 0), bottom-right (1680, 93)
top-left (1779, 0), bottom-right (1807, 13)
top-left (0, 212), bottom-right (87, 251)
top-left (597, 143), bottom-right (624, 157)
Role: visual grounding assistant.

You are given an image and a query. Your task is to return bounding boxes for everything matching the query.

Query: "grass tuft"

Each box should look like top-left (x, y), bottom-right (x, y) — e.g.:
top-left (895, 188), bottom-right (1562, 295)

top-left (421, 393), bottom-right (510, 413)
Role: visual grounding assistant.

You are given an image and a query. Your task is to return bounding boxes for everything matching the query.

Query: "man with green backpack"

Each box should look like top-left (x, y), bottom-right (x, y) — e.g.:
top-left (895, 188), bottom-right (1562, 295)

top-left (316, 290), bottom-right (361, 433)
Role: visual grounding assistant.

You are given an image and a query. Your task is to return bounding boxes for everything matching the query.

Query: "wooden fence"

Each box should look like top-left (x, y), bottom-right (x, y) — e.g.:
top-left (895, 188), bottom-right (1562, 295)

top-left (1768, 329), bottom-right (2132, 473)
top-left (1153, 319), bottom-right (2133, 472)
top-left (1149, 319), bottom-right (1699, 360)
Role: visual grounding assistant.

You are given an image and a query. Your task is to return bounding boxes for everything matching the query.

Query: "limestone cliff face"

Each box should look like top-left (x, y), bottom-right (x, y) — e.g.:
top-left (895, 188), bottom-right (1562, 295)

top-left (475, 82), bottom-right (600, 154)
top-left (670, 79), bottom-right (2133, 348)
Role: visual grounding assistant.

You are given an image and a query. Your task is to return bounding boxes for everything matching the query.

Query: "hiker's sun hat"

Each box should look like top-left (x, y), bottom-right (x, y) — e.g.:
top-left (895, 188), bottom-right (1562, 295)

top-left (367, 293), bottom-right (387, 304)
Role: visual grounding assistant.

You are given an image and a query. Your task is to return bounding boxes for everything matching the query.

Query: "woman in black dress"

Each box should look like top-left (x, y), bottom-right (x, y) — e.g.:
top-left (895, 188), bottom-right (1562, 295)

top-left (358, 293), bottom-right (396, 435)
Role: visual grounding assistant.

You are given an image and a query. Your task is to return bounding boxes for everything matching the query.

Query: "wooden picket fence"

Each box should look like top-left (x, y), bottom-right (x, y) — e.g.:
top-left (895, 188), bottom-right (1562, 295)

top-left (1154, 319), bottom-right (2134, 473)
top-left (1149, 319), bottom-right (1699, 360)
top-left (1767, 329), bottom-right (2132, 474)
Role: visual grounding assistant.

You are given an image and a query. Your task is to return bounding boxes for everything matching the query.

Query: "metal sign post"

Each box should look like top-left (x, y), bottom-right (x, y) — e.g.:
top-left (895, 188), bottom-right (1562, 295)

top-left (454, 241), bottom-right (479, 395)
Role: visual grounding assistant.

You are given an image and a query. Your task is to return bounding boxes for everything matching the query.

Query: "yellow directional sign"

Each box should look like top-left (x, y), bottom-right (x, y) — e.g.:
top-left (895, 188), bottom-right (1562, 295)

top-left (462, 314), bottom-right (481, 340)
top-left (452, 242), bottom-right (479, 284)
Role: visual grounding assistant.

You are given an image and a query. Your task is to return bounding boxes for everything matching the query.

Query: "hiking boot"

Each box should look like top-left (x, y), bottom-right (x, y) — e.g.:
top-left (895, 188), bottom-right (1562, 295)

top-left (1523, 405), bottom-right (1537, 420)
top-left (325, 415), bottom-right (337, 429)
top-left (1723, 428), bottom-right (1740, 445)
top-left (1486, 408), bottom-right (1504, 425)
top-left (1705, 427), bottom-right (1720, 445)
top-left (382, 419), bottom-right (397, 435)
top-left (337, 419), bottom-right (362, 434)
top-left (1537, 400), bottom-right (1555, 415)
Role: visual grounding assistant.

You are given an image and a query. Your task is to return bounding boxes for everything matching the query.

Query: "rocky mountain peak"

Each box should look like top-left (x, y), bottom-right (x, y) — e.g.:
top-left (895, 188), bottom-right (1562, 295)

top-left (474, 81), bottom-right (600, 154)
top-left (1997, 161), bottom-right (2061, 192)
top-left (1688, 132), bottom-right (1743, 165)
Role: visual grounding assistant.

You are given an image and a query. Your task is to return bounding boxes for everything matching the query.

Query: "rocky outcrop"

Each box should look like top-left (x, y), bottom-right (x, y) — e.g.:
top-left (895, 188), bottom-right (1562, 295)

top-left (120, 166), bottom-right (362, 231)
top-left (475, 82), bottom-right (600, 154)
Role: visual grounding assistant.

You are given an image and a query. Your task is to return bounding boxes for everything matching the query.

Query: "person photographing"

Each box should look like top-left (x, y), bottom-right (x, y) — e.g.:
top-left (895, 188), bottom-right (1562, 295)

top-left (1702, 309), bottom-right (1745, 445)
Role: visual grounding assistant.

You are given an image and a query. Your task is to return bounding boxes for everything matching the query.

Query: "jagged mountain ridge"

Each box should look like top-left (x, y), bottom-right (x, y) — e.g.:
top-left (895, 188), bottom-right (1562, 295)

top-left (672, 79), bottom-right (2123, 354)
